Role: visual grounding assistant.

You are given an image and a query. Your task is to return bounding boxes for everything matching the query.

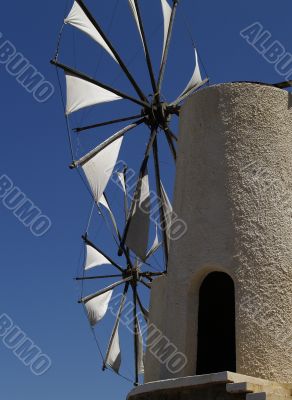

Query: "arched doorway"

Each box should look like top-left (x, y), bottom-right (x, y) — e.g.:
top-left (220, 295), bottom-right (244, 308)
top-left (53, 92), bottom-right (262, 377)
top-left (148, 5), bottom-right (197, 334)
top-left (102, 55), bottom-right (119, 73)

top-left (196, 272), bottom-right (236, 374)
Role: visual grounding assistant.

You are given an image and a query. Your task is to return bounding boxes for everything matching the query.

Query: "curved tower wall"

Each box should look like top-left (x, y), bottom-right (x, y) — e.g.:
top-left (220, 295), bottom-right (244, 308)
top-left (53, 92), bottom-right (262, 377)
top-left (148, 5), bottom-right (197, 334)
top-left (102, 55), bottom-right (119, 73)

top-left (145, 83), bottom-right (292, 384)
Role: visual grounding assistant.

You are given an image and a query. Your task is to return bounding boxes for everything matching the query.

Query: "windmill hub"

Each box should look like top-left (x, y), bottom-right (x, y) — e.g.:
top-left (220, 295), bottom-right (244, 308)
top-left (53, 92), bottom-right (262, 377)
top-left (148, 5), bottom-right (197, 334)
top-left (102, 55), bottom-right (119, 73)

top-left (143, 101), bottom-right (171, 129)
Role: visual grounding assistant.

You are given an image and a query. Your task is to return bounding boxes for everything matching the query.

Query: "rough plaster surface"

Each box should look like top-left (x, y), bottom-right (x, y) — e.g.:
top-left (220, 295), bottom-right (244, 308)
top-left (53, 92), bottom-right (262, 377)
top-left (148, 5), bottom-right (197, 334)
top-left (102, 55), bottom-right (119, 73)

top-left (144, 83), bottom-right (292, 384)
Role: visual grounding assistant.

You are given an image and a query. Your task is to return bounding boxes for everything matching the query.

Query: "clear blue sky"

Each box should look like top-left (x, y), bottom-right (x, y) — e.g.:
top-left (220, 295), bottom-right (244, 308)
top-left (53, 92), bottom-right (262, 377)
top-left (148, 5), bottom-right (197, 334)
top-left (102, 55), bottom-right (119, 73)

top-left (0, 1), bottom-right (291, 399)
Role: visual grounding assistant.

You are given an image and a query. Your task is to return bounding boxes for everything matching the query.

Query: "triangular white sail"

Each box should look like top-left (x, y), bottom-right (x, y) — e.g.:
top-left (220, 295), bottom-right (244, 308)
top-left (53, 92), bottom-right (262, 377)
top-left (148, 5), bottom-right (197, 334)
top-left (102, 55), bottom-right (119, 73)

top-left (161, 183), bottom-right (173, 249)
top-left (82, 137), bottom-right (123, 204)
top-left (99, 194), bottom-right (119, 236)
top-left (126, 170), bottom-right (150, 261)
top-left (85, 290), bottom-right (113, 326)
top-left (64, 1), bottom-right (117, 62)
top-left (161, 0), bottom-right (172, 61)
top-left (128, 0), bottom-right (145, 53)
top-left (137, 319), bottom-right (144, 375)
top-left (176, 48), bottom-right (202, 100)
top-left (84, 244), bottom-right (111, 270)
top-left (117, 172), bottom-right (126, 193)
top-left (65, 73), bottom-right (122, 114)
top-left (146, 225), bottom-right (161, 260)
top-left (105, 324), bottom-right (121, 373)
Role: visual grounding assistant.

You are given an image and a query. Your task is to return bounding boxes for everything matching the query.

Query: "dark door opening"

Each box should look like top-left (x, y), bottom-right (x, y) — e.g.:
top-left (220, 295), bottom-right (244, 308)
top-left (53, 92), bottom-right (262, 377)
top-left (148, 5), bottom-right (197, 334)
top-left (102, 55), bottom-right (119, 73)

top-left (196, 272), bottom-right (236, 374)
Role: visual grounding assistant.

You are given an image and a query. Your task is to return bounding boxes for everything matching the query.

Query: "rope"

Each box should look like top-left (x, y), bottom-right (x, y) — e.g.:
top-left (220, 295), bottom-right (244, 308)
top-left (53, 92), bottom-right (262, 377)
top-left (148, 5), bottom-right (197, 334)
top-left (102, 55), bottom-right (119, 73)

top-left (79, 0), bottom-right (121, 125)
top-left (180, 6), bottom-right (209, 81)
top-left (55, 67), bottom-right (75, 161)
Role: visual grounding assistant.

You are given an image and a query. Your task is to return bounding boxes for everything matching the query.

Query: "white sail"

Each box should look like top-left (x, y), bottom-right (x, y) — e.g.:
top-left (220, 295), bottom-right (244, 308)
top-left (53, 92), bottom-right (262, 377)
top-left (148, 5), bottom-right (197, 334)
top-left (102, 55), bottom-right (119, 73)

top-left (84, 244), bottom-right (111, 270)
top-left (126, 170), bottom-right (150, 261)
top-left (65, 73), bottom-right (122, 114)
top-left (137, 319), bottom-right (144, 374)
top-left (161, 0), bottom-right (172, 61)
top-left (64, 1), bottom-right (117, 62)
top-left (105, 324), bottom-right (121, 373)
top-left (99, 194), bottom-right (119, 235)
top-left (146, 225), bottom-right (161, 259)
top-left (82, 137), bottom-right (123, 204)
top-left (117, 172), bottom-right (126, 193)
top-left (176, 48), bottom-right (202, 100)
top-left (161, 183), bottom-right (173, 249)
top-left (85, 290), bottom-right (113, 326)
top-left (128, 0), bottom-right (145, 53)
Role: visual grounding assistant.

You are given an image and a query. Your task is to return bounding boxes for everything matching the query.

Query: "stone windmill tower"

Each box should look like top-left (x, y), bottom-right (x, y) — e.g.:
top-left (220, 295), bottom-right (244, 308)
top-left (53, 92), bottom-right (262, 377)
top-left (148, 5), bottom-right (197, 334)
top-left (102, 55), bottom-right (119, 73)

top-left (128, 82), bottom-right (292, 399)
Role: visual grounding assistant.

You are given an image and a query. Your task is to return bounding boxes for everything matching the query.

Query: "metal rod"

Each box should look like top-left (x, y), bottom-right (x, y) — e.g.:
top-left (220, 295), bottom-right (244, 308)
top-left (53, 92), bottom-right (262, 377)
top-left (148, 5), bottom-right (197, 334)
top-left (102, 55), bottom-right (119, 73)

top-left (157, 0), bottom-right (179, 94)
top-left (122, 166), bottom-right (129, 222)
top-left (274, 81), bottom-right (292, 88)
top-left (133, 283), bottom-right (139, 385)
top-left (136, 292), bottom-right (149, 321)
top-left (80, 277), bottom-right (132, 304)
top-left (51, 59), bottom-right (150, 109)
top-left (140, 279), bottom-right (151, 290)
top-left (118, 129), bottom-right (158, 255)
top-left (165, 126), bottom-right (178, 142)
top-left (103, 282), bottom-right (129, 370)
top-left (164, 130), bottom-right (177, 162)
top-left (71, 119), bottom-right (145, 168)
top-left (75, 0), bottom-right (148, 102)
top-left (169, 77), bottom-right (209, 106)
top-left (133, 0), bottom-right (157, 94)
top-left (74, 114), bottom-right (143, 133)
top-left (153, 136), bottom-right (169, 268)
top-left (141, 271), bottom-right (165, 278)
top-left (102, 192), bottom-right (122, 242)
top-left (75, 274), bottom-right (123, 281)
top-left (82, 235), bottom-right (124, 272)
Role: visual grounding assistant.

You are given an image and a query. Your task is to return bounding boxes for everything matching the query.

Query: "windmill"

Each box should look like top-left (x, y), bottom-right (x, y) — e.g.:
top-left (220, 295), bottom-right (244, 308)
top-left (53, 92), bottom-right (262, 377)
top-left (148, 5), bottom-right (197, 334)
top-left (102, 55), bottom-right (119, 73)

top-left (52, 0), bottom-right (208, 387)
top-left (75, 180), bottom-right (167, 382)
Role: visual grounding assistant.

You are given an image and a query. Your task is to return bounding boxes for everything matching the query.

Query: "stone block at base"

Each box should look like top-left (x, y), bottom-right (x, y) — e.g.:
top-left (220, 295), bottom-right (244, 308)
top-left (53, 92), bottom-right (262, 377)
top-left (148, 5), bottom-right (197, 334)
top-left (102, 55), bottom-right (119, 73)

top-left (127, 372), bottom-right (292, 400)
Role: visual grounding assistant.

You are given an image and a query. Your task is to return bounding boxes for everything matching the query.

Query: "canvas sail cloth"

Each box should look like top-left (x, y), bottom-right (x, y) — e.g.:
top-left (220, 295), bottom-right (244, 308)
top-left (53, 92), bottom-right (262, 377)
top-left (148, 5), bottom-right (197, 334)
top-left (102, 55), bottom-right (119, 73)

top-left (82, 137), bottom-right (123, 204)
top-left (176, 48), bottom-right (203, 100)
top-left (85, 290), bottom-right (113, 326)
top-left (126, 170), bottom-right (150, 261)
top-left (84, 243), bottom-right (111, 270)
top-left (161, 0), bottom-right (172, 61)
top-left (105, 324), bottom-right (121, 373)
top-left (99, 194), bottom-right (119, 236)
top-left (137, 319), bottom-right (144, 374)
top-left (146, 225), bottom-right (161, 259)
top-left (128, 0), bottom-right (145, 53)
top-left (65, 1), bottom-right (117, 62)
top-left (65, 73), bottom-right (122, 114)
top-left (161, 183), bottom-right (173, 250)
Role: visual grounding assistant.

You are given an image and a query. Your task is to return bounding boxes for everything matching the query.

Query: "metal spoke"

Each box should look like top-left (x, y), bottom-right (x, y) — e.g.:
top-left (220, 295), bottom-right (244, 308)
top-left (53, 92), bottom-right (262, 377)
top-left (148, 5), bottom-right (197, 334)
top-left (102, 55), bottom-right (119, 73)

top-left (75, 274), bottom-right (123, 281)
top-left (75, 0), bottom-right (148, 102)
top-left (153, 135), bottom-right (169, 268)
top-left (51, 59), bottom-right (150, 109)
top-left (136, 292), bottom-right (149, 321)
top-left (74, 114), bottom-right (143, 133)
top-left (157, 0), bottom-right (179, 94)
top-left (79, 277), bottom-right (132, 304)
top-left (164, 129), bottom-right (177, 162)
top-left (122, 166), bottom-right (129, 222)
top-left (140, 279), bottom-right (152, 290)
top-left (133, 283), bottom-right (139, 385)
top-left (71, 119), bottom-right (145, 169)
top-left (165, 126), bottom-right (178, 142)
top-left (274, 81), bottom-right (292, 88)
top-left (133, 0), bottom-right (157, 94)
top-left (170, 77), bottom-right (209, 106)
top-left (118, 129), bottom-right (158, 255)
